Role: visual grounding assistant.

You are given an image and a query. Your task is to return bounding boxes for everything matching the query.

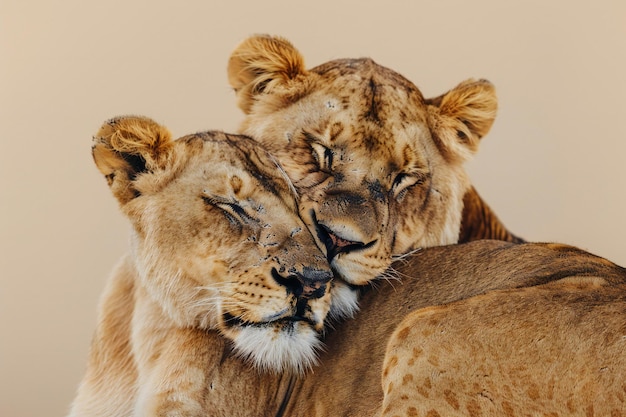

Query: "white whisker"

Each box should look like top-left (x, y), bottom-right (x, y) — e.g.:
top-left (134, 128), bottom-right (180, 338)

top-left (391, 247), bottom-right (422, 263)
top-left (269, 153), bottom-right (299, 201)
top-left (374, 267), bottom-right (407, 291)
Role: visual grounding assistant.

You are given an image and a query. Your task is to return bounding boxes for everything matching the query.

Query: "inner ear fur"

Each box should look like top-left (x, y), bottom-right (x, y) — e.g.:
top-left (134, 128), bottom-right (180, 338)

top-left (426, 79), bottom-right (497, 163)
top-left (227, 34), bottom-right (307, 113)
top-left (92, 116), bottom-right (173, 204)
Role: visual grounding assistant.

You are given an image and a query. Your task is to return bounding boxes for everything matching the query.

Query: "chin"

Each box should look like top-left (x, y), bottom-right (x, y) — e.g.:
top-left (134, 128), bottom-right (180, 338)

top-left (331, 256), bottom-right (387, 286)
top-left (231, 321), bottom-right (323, 374)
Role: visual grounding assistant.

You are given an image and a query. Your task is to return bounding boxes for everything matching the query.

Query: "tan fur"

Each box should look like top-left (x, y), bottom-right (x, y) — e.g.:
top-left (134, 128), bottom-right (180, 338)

top-left (380, 275), bottom-right (626, 417)
top-left (459, 185), bottom-right (524, 243)
top-left (74, 243), bottom-right (626, 416)
top-left (70, 117), bottom-right (626, 416)
top-left (228, 35), bottom-right (521, 285)
top-left (69, 116), bottom-right (338, 416)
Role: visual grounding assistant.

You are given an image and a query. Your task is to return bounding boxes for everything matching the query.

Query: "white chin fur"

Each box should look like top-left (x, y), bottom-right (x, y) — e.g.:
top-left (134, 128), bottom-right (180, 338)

top-left (232, 323), bottom-right (323, 374)
top-left (329, 281), bottom-right (360, 321)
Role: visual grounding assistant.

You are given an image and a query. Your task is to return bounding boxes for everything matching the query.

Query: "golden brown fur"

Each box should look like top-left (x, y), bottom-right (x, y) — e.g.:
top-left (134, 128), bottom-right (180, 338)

top-left (302, 243), bottom-right (626, 417)
top-left (69, 117), bottom-right (626, 416)
top-left (69, 36), bottom-right (623, 416)
top-left (69, 116), bottom-right (343, 416)
top-left (459, 185), bottom-right (524, 243)
top-left (381, 274), bottom-right (626, 417)
top-left (73, 241), bottom-right (626, 415)
top-left (228, 35), bottom-right (522, 286)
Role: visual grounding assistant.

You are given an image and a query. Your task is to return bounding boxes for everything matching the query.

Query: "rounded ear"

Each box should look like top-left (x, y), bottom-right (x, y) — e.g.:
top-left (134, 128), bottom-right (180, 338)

top-left (227, 34), bottom-right (307, 113)
top-left (426, 79), bottom-right (497, 163)
top-left (92, 116), bottom-right (173, 204)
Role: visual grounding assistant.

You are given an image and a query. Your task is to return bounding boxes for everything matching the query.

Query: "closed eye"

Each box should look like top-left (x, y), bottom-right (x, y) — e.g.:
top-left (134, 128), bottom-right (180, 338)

top-left (202, 195), bottom-right (259, 225)
top-left (311, 143), bottom-right (334, 173)
top-left (392, 172), bottom-right (428, 199)
top-left (304, 131), bottom-right (334, 173)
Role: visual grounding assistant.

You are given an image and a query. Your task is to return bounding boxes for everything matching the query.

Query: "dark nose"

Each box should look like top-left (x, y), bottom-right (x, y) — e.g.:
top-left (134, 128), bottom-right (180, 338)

top-left (272, 267), bottom-right (332, 299)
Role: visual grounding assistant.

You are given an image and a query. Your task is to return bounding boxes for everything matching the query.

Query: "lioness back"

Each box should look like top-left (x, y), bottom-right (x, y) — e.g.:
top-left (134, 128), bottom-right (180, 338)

top-left (381, 274), bottom-right (626, 417)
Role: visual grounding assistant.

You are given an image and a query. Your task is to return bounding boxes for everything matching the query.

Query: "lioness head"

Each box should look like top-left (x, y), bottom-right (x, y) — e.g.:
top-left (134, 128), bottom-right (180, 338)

top-left (228, 35), bottom-right (497, 284)
top-left (92, 116), bottom-right (349, 372)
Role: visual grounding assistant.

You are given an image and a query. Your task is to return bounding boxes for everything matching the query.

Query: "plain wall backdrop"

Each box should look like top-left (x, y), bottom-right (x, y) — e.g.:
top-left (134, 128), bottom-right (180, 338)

top-left (1, 1), bottom-right (625, 416)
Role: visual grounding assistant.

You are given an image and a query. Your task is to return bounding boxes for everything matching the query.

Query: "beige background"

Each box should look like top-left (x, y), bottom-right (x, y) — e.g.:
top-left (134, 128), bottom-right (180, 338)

top-left (2, 1), bottom-right (625, 416)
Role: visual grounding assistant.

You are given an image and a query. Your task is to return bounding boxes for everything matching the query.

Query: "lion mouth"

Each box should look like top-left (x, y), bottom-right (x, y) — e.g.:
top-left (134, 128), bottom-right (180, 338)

top-left (310, 210), bottom-right (376, 261)
top-left (222, 311), bottom-right (318, 329)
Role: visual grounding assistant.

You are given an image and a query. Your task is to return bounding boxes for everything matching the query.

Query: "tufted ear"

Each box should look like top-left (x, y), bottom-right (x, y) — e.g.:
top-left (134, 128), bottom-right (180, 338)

top-left (227, 34), bottom-right (308, 114)
top-left (92, 116), bottom-right (174, 204)
top-left (426, 79), bottom-right (497, 163)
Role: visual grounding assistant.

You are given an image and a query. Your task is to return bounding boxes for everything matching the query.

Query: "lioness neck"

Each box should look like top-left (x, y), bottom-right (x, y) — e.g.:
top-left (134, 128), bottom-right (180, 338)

top-left (458, 186), bottom-right (524, 243)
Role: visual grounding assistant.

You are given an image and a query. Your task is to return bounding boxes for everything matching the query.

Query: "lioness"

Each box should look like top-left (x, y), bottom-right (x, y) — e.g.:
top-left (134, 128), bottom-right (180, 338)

top-left (69, 116), bottom-right (626, 417)
top-left (69, 116), bottom-right (342, 416)
top-left (228, 34), bottom-right (523, 287)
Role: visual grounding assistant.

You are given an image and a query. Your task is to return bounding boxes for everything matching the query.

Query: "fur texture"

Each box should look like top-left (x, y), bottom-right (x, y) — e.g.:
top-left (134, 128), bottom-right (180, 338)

top-left (228, 35), bottom-right (522, 286)
top-left (380, 274), bottom-right (626, 417)
top-left (69, 116), bottom-right (343, 416)
top-left (69, 36), bottom-right (624, 416)
top-left (69, 117), bottom-right (626, 417)
top-left (71, 239), bottom-right (626, 416)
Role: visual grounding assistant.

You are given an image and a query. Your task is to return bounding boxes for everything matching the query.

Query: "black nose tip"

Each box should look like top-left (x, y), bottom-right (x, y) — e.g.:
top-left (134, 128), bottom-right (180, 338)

top-left (272, 267), bottom-right (332, 299)
top-left (299, 266), bottom-right (332, 298)
top-left (301, 266), bottom-right (333, 284)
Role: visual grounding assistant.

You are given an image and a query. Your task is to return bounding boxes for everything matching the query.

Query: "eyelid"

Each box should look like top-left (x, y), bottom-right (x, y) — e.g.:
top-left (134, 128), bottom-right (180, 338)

top-left (309, 141), bottom-right (334, 172)
top-left (313, 144), bottom-right (333, 171)
top-left (202, 194), bottom-right (258, 223)
top-left (202, 193), bottom-right (230, 207)
top-left (392, 170), bottom-right (429, 196)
